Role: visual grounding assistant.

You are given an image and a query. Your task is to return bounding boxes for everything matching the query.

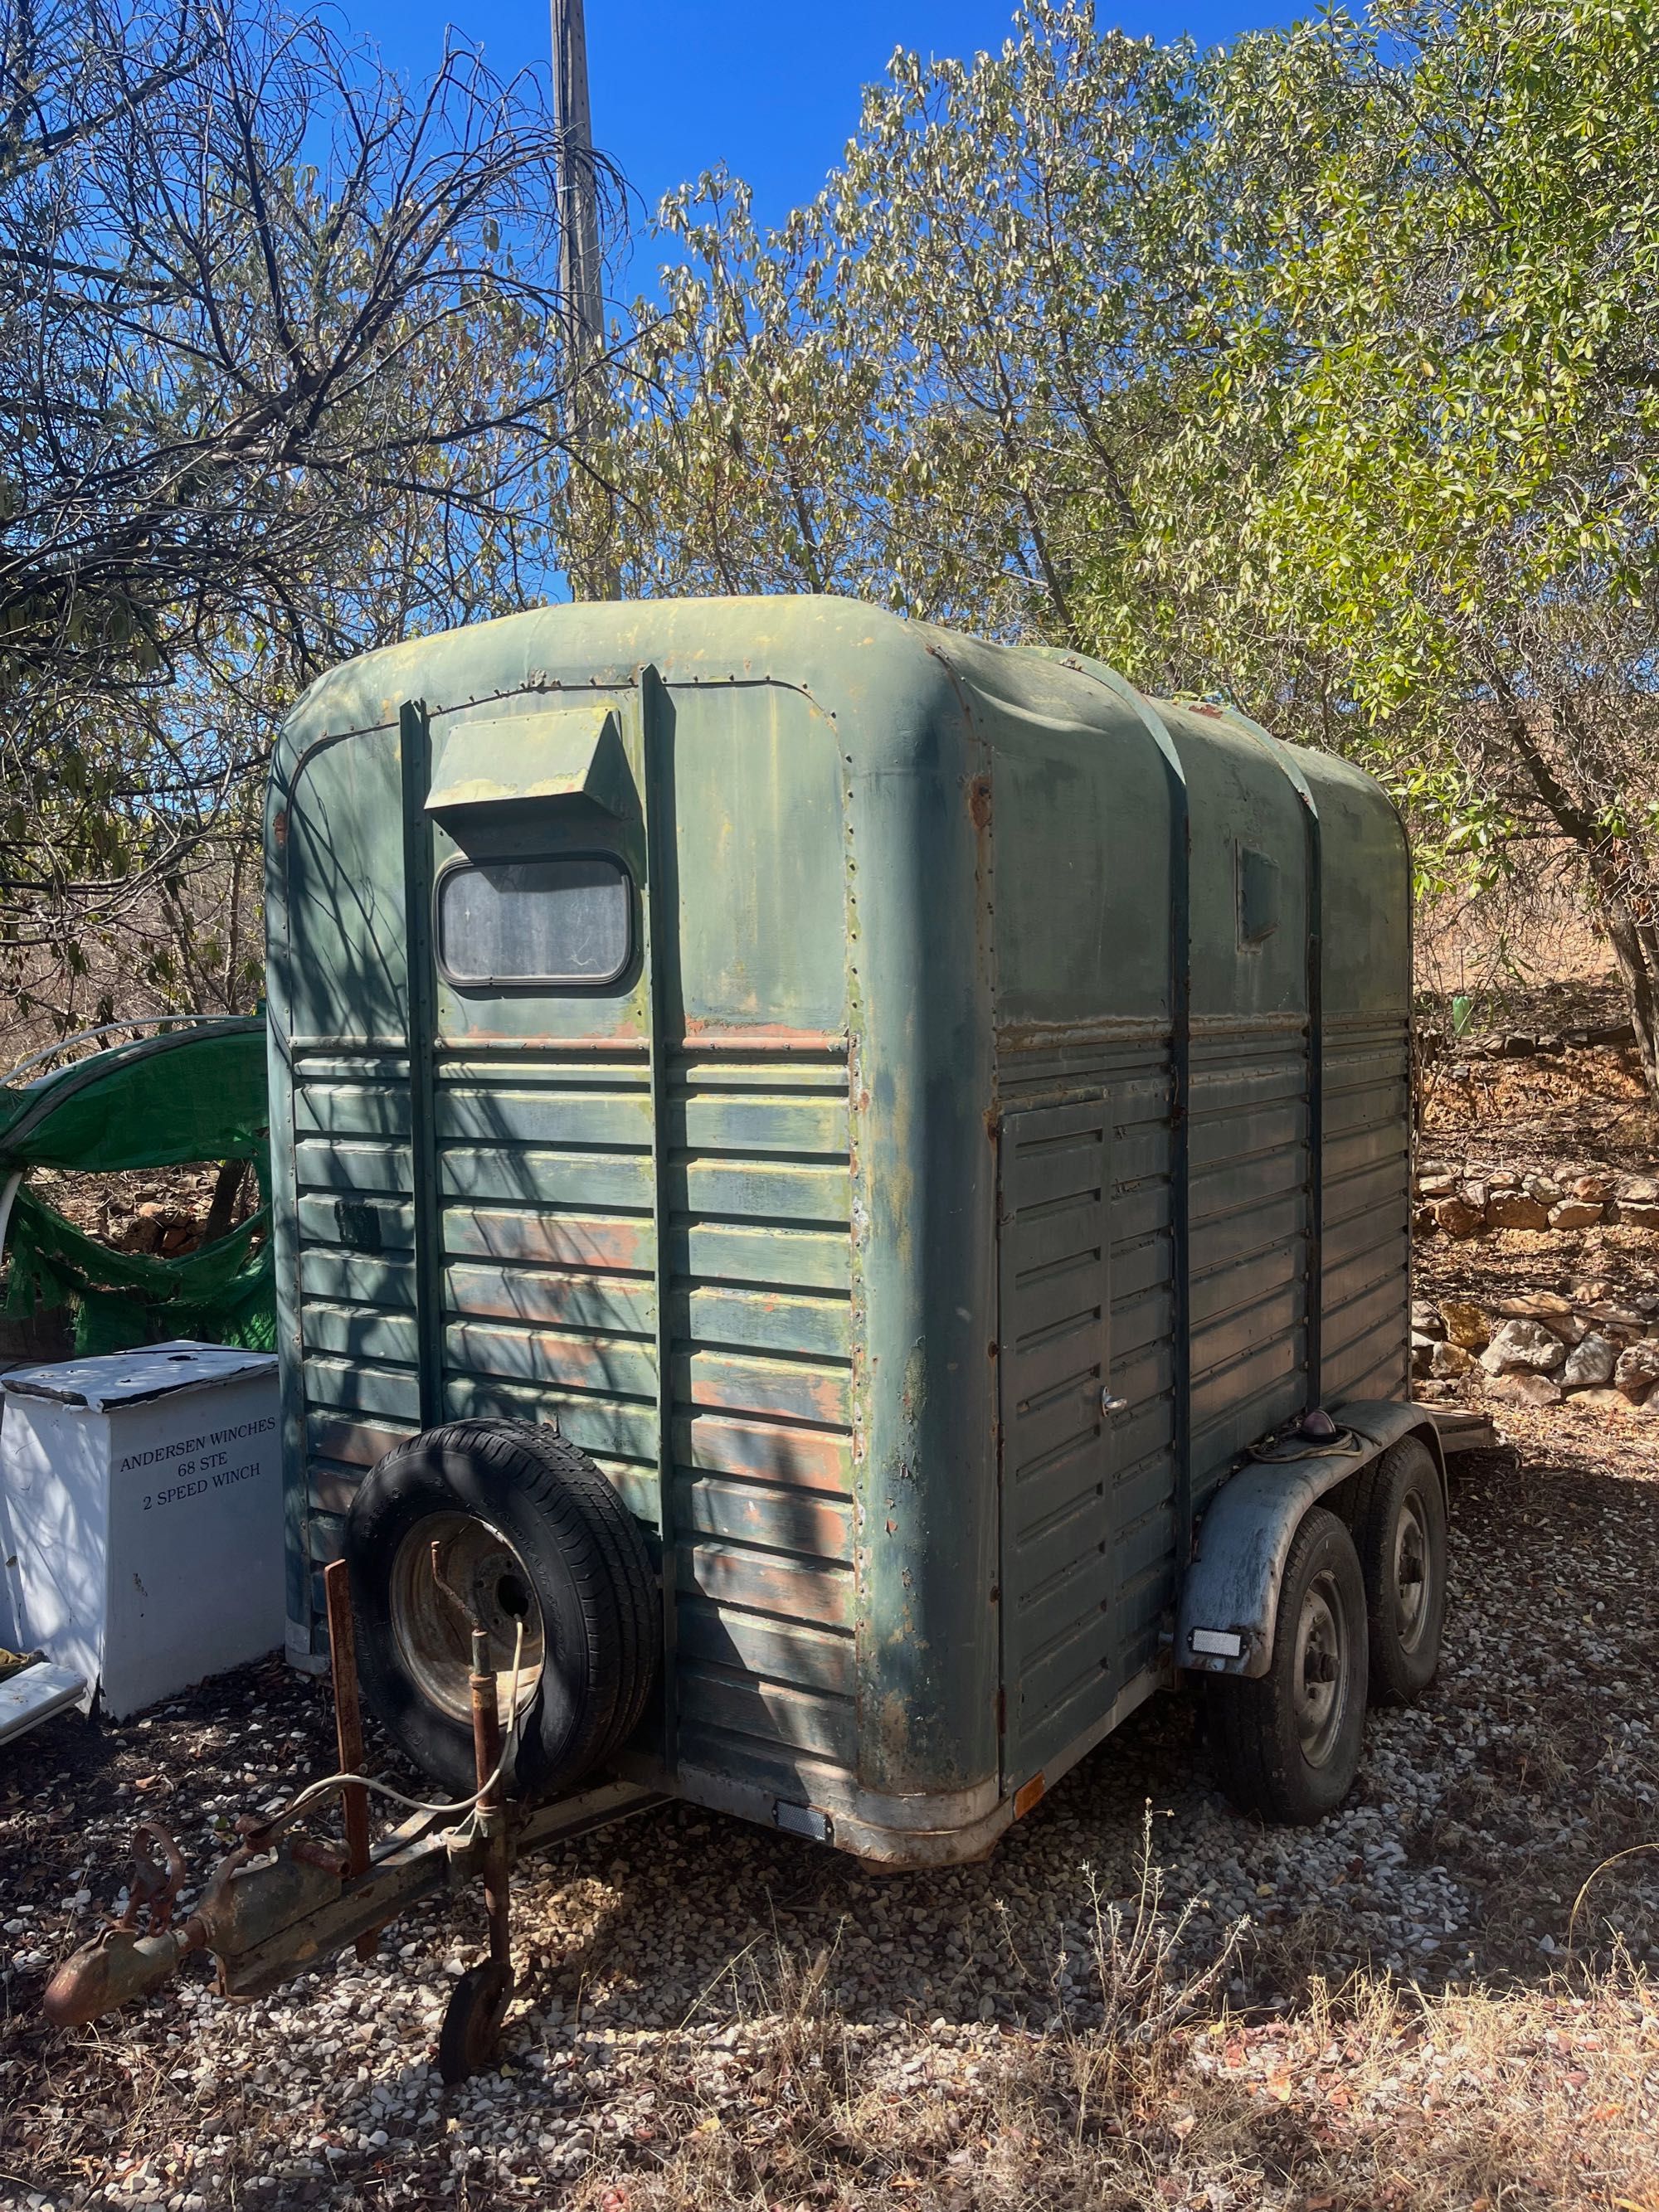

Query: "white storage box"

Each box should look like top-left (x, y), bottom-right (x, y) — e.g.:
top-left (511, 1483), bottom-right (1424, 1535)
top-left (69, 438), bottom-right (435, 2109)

top-left (0, 1340), bottom-right (282, 1720)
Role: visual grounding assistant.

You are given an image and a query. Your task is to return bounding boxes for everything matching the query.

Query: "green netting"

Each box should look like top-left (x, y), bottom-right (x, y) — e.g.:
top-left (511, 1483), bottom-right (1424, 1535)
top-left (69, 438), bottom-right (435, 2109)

top-left (0, 1021), bottom-right (269, 1172)
top-left (0, 1018), bottom-right (275, 1354)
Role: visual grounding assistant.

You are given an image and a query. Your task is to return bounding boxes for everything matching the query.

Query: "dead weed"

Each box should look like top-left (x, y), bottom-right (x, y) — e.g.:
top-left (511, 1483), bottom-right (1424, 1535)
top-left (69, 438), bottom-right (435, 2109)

top-left (574, 1952), bottom-right (1659, 2212)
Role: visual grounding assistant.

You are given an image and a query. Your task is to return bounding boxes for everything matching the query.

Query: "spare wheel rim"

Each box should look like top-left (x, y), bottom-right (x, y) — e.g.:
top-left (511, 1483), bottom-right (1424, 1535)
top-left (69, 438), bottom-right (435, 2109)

top-left (389, 1510), bottom-right (547, 1728)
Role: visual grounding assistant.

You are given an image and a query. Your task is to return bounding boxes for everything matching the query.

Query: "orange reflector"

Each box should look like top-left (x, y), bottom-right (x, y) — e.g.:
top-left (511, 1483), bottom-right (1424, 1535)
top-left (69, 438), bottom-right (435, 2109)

top-left (1013, 1773), bottom-right (1046, 1819)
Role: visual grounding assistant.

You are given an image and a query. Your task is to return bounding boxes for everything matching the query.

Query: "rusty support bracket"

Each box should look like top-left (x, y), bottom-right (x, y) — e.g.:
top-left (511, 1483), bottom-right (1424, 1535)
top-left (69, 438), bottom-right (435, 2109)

top-left (42, 1782), bottom-right (666, 2030)
top-left (117, 1821), bottom-right (186, 1933)
top-left (324, 1558), bottom-right (375, 1960)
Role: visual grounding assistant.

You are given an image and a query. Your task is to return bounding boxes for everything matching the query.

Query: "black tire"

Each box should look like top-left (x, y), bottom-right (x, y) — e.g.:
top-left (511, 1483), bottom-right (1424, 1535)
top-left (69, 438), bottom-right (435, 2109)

top-left (1209, 1505), bottom-right (1368, 1825)
top-left (344, 1420), bottom-right (658, 1801)
top-left (1350, 1437), bottom-right (1447, 1707)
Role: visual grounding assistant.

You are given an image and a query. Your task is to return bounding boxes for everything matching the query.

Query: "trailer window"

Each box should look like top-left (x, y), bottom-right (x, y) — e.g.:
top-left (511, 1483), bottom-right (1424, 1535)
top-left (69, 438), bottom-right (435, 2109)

top-left (437, 858), bottom-right (632, 987)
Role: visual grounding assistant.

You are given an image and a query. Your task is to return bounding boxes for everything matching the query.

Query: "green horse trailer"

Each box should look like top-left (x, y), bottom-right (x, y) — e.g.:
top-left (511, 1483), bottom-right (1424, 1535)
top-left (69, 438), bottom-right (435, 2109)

top-left (269, 592), bottom-right (1443, 1838)
top-left (46, 596), bottom-right (1458, 2064)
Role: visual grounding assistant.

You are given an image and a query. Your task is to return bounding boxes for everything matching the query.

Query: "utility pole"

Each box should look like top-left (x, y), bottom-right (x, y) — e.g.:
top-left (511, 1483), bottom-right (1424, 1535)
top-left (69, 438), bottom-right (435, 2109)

top-left (550, 0), bottom-right (619, 597)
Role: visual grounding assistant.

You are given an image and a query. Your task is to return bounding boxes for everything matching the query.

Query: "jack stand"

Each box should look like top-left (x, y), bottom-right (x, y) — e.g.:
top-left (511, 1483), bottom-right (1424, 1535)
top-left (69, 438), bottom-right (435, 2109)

top-left (437, 1621), bottom-right (515, 2083)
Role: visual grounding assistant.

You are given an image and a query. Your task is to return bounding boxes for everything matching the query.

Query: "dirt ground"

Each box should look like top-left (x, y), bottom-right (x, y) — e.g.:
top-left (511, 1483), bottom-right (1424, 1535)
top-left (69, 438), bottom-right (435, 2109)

top-left (7, 1429), bottom-right (1659, 2212)
top-left (5, 1036), bottom-right (1659, 2210)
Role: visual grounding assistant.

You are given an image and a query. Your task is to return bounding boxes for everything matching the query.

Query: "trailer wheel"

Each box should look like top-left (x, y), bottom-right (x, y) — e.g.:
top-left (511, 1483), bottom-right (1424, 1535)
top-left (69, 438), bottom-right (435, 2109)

top-left (345, 1422), bottom-right (658, 1802)
top-left (438, 1960), bottom-right (513, 2084)
top-left (1351, 1437), bottom-right (1447, 1706)
top-left (1209, 1505), bottom-right (1368, 1824)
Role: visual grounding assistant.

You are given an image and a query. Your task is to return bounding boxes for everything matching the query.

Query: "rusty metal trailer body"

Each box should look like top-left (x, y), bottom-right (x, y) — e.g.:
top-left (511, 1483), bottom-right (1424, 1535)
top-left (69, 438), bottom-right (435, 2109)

top-left (263, 594), bottom-right (1426, 1867)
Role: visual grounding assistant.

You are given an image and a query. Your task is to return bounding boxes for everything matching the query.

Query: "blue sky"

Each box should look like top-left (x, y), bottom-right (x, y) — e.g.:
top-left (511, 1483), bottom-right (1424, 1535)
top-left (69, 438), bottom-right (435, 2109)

top-left (343, 0), bottom-right (1292, 262)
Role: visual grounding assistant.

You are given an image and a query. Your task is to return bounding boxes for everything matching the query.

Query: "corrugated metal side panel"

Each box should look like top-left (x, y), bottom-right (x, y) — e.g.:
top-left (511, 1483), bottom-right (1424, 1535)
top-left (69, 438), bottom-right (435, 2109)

top-left (433, 1050), bottom-right (661, 1520)
top-left (665, 1048), bottom-right (857, 1799)
top-left (291, 1040), bottom-right (856, 1799)
top-left (290, 1052), bottom-right (421, 1624)
top-left (292, 1050), bottom-right (661, 1612)
top-left (1321, 1014), bottom-right (1411, 1402)
top-left (998, 1101), bottom-right (1111, 1779)
top-left (995, 1036), bottom-right (1176, 1777)
top-left (1187, 1019), bottom-right (1311, 1507)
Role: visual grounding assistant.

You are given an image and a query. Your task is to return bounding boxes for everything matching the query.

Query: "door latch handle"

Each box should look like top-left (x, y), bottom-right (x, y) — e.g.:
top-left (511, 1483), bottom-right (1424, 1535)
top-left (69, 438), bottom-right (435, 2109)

top-left (1100, 1388), bottom-right (1129, 1417)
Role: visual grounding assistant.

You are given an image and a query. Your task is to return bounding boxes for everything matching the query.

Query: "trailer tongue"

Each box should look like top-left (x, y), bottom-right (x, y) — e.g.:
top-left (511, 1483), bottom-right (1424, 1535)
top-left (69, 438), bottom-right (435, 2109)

top-left (43, 1557), bottom-right (663, 2079)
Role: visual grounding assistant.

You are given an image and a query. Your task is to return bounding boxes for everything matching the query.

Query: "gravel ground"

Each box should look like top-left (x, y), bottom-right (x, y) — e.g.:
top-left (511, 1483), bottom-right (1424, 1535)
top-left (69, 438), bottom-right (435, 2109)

top-left (5, 1409), bottom-right (1659, 2210)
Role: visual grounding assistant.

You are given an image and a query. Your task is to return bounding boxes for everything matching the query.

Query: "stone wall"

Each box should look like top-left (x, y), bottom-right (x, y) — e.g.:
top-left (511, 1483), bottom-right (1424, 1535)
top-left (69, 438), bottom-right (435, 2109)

top-left (1413, 1163), bottom-right (1659, 1240)
top-left (1413, 1288), bottom-right (1659, 1412)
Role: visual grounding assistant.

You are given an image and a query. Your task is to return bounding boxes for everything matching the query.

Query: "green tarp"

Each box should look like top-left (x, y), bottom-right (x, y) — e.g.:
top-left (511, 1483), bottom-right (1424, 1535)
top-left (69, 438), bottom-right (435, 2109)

top-left (0, 1018), bottom-right (275, 1355)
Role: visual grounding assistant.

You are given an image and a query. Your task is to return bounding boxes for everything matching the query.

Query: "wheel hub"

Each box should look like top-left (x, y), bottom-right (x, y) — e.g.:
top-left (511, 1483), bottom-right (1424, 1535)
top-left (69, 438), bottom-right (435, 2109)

top-left (1292, 1569), bottom-right (1349, 1767)
top-left (1392, 1493), bottom-right (1432, 1654)
top-left (389, 1512), bottom-right (547, 1727)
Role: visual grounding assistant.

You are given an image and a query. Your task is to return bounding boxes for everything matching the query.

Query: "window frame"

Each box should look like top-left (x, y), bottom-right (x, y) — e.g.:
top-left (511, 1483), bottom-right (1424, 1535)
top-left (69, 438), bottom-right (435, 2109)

top-left (433, 850), bottom-right (636, 992)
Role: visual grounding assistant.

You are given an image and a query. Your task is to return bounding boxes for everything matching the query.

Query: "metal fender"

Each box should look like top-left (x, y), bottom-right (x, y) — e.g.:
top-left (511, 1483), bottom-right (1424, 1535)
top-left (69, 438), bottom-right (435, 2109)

top-left (1176, 1400), bottom-right (1446, 1680)
top-left (1335, 1399), bottom-right (1448, 1505)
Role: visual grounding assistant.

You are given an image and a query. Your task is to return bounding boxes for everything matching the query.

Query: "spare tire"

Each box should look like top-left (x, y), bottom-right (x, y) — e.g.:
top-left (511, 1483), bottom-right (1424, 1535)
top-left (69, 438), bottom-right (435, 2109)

top-left (344, 1421), bottom-right (657, 1801)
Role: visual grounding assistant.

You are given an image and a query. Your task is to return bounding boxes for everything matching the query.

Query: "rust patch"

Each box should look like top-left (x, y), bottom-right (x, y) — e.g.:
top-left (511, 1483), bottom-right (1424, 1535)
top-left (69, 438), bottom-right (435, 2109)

top-left (445, 1211), bottom-right (653, 1272)
top-left (686, 1357), bottom-right (850, 1427)
top-left (968, 774), bottom-right (992, 830)
top-left (450, 1324), bottom-right (649, 1394)
top-left (679, 1476), bottom-right (853, 1560)
top-left (679, 1020), bottom-right (849, 1052)
top-left (271, 808), bottom-right (289, 848)
top-left (681, 1411), bottom-right (852, 1492)
top-left (875, 1689), bottom-right (914, 1767)
top-left (444, 1028), bottom-right (647, 1049)
top-left (678, 1540), bottom-right (854, 1629)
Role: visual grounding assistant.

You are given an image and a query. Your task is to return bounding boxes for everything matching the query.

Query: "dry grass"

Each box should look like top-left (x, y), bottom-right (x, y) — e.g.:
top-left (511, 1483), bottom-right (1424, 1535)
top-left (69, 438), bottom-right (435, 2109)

top-left (557, 1850), bottom-right (1659, 2212)
top-left (565, 1968), bottom-right (1659, 2212)
top-left (9, 1791), bottom-right (1659, 2208)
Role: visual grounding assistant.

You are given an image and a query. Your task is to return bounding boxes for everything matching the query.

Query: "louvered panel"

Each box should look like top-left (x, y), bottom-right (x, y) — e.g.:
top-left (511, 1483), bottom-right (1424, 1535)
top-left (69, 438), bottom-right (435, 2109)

top-left (998, 1100), bottom-right (1115, 1779)
top-left (431, 1056), bottom-right (659, 1500)
top-left (995, 1040), bottom-right (1179, 1734)
top-left (1321, 1018), bottom-right (1410, 1403)
top-left (294, 1036), bottom-right (864, 1795)
top-left (667, 1048), bottom-right (858, 1786)
top-left (1187, 1025), bottom-right (1311, 1496)
top-left (291, 1057), bottom-right (423, 1487)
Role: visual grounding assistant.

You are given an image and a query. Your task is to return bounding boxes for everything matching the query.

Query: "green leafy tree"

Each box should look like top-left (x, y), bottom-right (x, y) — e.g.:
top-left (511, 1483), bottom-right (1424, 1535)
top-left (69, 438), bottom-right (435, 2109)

top-left (564, 7), bottom-right (1208, 634)
top-left (581, 0), bottom-right (1659, 1100)
top-left (1099, 0), bottom-right (1659, 1090)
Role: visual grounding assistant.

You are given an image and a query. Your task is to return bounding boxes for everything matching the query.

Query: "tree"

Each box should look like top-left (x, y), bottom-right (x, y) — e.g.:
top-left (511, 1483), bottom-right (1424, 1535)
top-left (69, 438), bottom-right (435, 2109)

top-left (562, 7), bottom-right (1209, 635)
top-left (1101, 0), bottom-right (1659, 1092)
top-left (0, 0), bottom-right (606, 1038)
top-left (578, 0), bottom-right (1659, 1102)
